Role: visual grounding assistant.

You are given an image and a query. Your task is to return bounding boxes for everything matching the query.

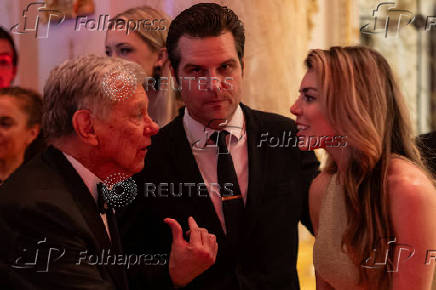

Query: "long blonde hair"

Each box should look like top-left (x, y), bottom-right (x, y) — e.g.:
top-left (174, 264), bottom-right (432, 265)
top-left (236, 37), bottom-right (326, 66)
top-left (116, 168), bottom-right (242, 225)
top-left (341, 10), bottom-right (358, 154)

top-left (306, 46), bottom-right (424, 289)
top-left (109, 6), bottom-right (170, 52)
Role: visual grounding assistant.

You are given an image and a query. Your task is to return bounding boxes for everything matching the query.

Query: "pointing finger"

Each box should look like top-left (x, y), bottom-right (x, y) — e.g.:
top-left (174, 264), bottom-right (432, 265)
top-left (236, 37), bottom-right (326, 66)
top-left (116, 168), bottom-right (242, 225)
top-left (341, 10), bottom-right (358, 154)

top-left (164, 218), bottom-right (184, 244)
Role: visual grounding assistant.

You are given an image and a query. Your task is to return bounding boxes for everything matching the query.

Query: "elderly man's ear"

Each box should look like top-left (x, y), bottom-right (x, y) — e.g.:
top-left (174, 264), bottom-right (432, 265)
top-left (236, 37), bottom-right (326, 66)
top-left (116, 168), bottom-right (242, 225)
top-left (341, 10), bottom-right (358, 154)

top-left (72, 110), bottom-right (99, 146)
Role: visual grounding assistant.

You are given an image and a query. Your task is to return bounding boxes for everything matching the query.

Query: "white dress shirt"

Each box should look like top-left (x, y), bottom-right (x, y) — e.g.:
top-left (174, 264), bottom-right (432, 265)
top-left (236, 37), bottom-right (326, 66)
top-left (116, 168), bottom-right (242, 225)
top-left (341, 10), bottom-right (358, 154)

top-left (183, 105), bottom-right (249, 233)
top-left (63, 152), bottom-right (111, 240)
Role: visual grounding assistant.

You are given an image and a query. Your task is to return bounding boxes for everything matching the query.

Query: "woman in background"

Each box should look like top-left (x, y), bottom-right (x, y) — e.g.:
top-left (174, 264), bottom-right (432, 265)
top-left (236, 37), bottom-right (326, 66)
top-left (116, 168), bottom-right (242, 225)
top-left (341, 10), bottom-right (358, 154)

top-left (0, 87), bottom-right (43, 184)
top-left (105, 5), bottom-right (178, 127)
top-left (291, 46), bottom-right (435, 289)
top-left (0, 27), bottom-right (18, 89)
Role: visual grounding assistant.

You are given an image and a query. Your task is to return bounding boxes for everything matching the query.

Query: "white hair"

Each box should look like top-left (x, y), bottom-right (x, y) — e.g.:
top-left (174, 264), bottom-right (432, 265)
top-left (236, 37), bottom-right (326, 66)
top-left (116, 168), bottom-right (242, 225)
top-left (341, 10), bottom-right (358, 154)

top-left (42, 54), bottom-right (146, 140)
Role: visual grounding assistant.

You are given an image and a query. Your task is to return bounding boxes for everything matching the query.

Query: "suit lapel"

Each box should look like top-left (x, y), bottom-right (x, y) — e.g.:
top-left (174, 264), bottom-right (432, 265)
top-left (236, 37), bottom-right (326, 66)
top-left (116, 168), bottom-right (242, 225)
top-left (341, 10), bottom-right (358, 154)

top-left (240, 104), bottom-right (268, 238)
top-left (168, 115), bottom-right (226, 239)
top-left (42, 146), bottom-right (128, 290)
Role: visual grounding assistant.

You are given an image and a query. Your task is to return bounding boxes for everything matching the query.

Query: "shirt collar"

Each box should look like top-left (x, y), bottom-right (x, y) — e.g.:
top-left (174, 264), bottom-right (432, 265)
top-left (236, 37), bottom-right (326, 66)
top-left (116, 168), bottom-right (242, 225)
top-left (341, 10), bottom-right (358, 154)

top-left (183, 105), bottom-right (245, 149)
top-left (63, 152), bottom-right (102, 202)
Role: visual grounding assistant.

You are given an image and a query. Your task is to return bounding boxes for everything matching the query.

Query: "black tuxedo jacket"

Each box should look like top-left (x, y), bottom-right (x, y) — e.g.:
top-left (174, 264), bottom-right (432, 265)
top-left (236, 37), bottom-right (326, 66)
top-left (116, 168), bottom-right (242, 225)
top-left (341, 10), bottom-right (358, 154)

top-left (120, 104), bottom-right (319, 290)
top-left (0, 146), bottom-right (128, 290)
top-left (418, 131), bottom-right (436, 175)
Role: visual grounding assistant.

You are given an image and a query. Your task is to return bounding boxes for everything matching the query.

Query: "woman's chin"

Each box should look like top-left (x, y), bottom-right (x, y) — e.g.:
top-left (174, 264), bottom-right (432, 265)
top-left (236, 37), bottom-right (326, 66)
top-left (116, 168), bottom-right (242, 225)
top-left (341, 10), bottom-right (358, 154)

top-left (297, 135), bottom-right (323, 151)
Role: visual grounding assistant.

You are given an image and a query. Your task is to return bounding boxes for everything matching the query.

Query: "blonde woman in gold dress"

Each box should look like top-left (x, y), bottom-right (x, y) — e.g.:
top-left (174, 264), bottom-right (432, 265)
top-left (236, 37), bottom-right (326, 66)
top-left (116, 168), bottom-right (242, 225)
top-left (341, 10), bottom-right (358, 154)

top-left (291, 46), bottom-right (436, 289)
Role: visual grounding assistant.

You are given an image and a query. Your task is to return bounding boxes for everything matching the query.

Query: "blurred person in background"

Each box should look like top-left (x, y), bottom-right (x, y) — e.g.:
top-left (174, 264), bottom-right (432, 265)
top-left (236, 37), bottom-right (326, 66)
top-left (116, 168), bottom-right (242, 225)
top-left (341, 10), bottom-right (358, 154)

top-left (105, 5), bottom-right (178, 127)
top-left (0, 27), bottom-right (18, 89)
top-left (0, 87), bottom-right (42, 185)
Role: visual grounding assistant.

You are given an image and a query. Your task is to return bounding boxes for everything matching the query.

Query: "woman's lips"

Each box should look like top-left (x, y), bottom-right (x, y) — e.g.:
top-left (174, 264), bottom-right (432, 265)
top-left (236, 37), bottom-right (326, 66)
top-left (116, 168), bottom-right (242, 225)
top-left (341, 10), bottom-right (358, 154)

top-left (296, 123), bottom-right (310, 137)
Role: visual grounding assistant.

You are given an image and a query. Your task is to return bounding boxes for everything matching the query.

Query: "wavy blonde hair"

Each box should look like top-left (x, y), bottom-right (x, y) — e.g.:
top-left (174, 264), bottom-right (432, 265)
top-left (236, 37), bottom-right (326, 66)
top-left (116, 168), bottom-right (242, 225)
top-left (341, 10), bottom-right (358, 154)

top-left (109, 5), bottom-right (170, 53)
top-left (306, 46), bottom-right (424, 289)
top-left (108, 6), bottom-right (178, 126)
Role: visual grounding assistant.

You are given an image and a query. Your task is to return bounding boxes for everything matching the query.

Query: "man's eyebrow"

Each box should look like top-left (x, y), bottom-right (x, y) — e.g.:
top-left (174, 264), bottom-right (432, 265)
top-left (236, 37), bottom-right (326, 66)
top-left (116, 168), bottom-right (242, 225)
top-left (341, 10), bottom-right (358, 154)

top-left (183, 59), bottom-right (238, 69)
top-left (183, 64), bottom-right (202, 69)
top-left (221, 59), bottom-right (238, 64)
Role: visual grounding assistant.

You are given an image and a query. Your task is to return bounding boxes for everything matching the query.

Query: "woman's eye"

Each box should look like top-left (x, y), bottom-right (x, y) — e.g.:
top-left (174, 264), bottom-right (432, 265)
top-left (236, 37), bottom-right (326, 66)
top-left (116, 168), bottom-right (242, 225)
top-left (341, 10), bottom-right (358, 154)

top-left (105, 48), bottom-right (112, 57)
top-left (304, 95), bottom-right (315, 102)
top-left (119, 47), bottom-right (133, 56)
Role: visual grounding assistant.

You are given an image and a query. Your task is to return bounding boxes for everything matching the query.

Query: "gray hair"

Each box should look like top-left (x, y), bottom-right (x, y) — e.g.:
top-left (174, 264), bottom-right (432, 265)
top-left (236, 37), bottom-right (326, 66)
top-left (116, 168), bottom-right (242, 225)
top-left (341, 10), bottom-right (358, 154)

top-left (42, 54), bottom-right (145, 141)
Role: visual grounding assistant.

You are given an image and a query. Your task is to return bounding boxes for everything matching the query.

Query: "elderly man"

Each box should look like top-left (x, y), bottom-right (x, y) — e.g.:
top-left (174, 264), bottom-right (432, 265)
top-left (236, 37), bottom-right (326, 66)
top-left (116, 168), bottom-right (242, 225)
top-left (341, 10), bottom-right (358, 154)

top-left (0, 55), bottom-right (217, 290)
top-left (121, 3), bottom-right (319, 290)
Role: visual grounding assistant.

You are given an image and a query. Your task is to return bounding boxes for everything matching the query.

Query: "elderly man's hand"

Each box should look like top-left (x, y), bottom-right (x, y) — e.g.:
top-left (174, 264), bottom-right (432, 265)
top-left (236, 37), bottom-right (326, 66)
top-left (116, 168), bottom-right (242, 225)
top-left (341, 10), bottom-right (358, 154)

top-left (164, 216), bottom-right (218, 288)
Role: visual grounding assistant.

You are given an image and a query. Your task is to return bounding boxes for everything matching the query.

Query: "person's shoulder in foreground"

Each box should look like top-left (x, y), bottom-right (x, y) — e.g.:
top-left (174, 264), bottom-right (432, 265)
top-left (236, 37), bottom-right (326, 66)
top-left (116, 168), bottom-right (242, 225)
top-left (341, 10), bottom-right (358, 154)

top-left (0, 54), bottom-right (160, 290)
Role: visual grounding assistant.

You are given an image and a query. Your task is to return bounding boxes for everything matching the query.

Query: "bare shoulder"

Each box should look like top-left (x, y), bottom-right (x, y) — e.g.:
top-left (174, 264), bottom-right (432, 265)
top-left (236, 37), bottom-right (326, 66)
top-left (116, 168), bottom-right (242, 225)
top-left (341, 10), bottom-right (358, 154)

top-left (388, 157), bottom-right (436, 240)
top-left (388, 158), bottom-right (436, 288)
top-left (309, 171), bottom-right (333, 235)
top-left (388, 157), bottom-right (435, 206)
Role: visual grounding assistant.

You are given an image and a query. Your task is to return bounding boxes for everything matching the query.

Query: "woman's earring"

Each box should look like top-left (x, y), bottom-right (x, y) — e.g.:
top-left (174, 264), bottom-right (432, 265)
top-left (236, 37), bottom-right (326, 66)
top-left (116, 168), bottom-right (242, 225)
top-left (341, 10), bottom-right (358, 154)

top-left (152, 66), bottom-right (162, 91)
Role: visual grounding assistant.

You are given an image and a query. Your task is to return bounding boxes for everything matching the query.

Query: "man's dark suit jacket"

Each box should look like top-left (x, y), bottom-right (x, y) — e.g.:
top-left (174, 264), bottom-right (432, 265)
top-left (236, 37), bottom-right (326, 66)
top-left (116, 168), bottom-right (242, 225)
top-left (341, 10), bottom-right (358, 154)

top-left (0, 146), bottom-right (128, 290)
top-left (120, 104), bottom-right (319, 290)
top-left (418, 131), bottom-right (436, 175)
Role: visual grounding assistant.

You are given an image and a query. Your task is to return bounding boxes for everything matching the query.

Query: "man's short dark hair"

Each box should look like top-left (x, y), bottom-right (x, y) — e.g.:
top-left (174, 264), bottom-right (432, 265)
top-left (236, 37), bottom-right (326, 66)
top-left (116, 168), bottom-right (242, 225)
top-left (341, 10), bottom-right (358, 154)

top-left (166, 3), bottom-right (245, 75)
top-left (0, 27), bottom-right (18, 67)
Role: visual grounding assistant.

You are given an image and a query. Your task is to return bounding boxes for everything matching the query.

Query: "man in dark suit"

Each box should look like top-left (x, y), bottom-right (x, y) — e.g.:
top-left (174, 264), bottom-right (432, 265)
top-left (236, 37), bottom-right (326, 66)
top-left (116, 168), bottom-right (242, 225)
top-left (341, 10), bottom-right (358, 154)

top-left (121, 3), bottom-right (319, 290)
top-left (0, 55), bottom-right (217, 289)
top-left (418, 131), bottom-right (436, 175)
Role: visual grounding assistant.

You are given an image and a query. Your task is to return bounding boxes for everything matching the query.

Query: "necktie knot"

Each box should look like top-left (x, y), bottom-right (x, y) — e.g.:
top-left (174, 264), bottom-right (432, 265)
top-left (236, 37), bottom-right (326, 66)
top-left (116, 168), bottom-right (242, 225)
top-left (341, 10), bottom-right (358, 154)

top-left (210, 130), bottom-right (230, 153)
